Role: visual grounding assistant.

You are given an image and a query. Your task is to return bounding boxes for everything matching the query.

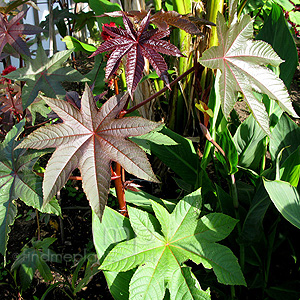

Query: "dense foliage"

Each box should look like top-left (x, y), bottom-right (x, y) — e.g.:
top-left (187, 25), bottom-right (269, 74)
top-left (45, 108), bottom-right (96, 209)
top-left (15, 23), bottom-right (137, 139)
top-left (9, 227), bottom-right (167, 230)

top-left (0, 0), bottom-right (299, 299)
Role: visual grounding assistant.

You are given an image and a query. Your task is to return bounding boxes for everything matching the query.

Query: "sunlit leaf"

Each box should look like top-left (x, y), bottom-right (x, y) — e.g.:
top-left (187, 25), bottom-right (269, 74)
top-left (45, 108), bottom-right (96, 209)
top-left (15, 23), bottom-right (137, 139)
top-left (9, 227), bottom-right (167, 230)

top-left (16, 84), bottom-right (160, 220)
top-left (0, 9), bottom-right (43, 56)
top-left (101, 189), bottom-right (246, 299)
top-left (199, 0), bottom-right (298, 134)
top-left (0, 121), bottom-right (60, 258)
top-left (4, 45), bottom-right (85, 109)
top-left (90, 11), bottom-right (183, 97)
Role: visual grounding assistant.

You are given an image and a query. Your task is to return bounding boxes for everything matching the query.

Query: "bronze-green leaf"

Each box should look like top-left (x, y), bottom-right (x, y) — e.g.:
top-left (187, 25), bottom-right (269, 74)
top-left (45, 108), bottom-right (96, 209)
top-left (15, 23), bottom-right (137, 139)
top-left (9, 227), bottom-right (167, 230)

top-left (16, 84), bottom-right (160, 220)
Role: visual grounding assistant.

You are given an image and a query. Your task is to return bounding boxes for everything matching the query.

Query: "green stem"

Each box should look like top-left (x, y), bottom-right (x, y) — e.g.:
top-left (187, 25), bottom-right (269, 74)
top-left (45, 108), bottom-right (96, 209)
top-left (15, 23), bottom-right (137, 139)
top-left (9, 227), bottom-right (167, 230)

top-left (206, 0), bottom-right (224, 48)
top-left (231, 285), bottom-right (236, 299)
top-left (237, 0), bottom-right (249, 19)
top-left (230, 174), bottom-right (245, 272)
top-left (35, 209), bottom-right (40, 240)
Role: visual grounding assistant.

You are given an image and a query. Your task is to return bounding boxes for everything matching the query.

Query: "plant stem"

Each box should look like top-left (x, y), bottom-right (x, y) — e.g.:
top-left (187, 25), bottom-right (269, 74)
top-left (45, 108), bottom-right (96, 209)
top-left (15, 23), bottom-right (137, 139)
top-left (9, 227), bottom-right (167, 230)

top-left (237, 0), bottom-right (248, 19)
top-left (124, 65), bottom-right (196, 115)
top-left (35, 209), bottom-right (40, 240)
top-left (201, 123), bottom-right (245, 271)
top-left (113, 78), bottom-right (128, 216)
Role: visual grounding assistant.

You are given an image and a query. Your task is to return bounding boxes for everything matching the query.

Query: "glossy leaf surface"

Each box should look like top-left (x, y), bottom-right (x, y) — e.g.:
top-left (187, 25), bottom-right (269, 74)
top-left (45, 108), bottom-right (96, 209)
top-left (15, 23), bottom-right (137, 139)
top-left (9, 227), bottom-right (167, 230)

top-left (4, 45), bottom-right (85, 109)
top-left (0, 121), bottom-right (60, 257)
top-left (199, 0), bottom-right (298, 134)
top-left (264, 179), bottom-right (300, 230)
top-left (90, 11), bottom-right (183, 96)
top-left (0, 9), bottom-right (43, 56)
top-left (17, 84), bottom-right (160, 220)
top-left (101, 189), bottom-right (246, 300)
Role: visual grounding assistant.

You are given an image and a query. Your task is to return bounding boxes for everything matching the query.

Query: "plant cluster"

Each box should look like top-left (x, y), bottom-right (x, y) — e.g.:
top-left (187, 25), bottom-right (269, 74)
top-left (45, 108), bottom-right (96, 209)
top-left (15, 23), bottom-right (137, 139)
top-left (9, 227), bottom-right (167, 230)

top-left (0, 0), bottom-right (300, 299)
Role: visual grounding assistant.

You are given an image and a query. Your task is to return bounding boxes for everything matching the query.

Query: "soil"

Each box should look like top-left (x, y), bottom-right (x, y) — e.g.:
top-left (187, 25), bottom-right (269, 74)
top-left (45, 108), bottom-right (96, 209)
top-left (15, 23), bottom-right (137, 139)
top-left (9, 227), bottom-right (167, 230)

top-left (1, 57), bottom-right (299, 300)
top-left (1, 180), bottom-right (114, 300)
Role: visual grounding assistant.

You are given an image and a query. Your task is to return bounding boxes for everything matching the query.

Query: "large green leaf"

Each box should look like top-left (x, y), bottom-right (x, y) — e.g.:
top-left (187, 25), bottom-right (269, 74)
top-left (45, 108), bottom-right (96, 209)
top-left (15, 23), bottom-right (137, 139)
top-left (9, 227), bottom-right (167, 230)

top-left (16, 84), bottom-right (160, 220)
top-left (269, 114), bottom-right (300, 163)
top-left (233, 115), bottom-right (266, 171)
top-left (101, 189), bottom-right (245, 300)
top-left (0, 121), bottom-right (60, 258)
top-left (263, 179), bottom-right (300, 229)
top-left (279, 146), bottom-right (300, 187)
top-left (130, 125), bottom-right (177, 154)
top-left (240, 183), bottom-right (271, 243)
top-left (256, 3), bottom-right (298, 88)
top-left (148, 126), bottom-right (200, 187)
top-left (199, 0), bottom-right (298, 135)
top-left (92, 207), bottom-right (135, 300)
top-left (4, 45), bottom-right (85, 109)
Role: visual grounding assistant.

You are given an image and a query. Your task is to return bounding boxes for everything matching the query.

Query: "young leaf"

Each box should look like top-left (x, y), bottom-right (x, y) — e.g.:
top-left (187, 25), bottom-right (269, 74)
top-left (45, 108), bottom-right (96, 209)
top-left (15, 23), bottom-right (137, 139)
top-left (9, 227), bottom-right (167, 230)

top-left (0, 120), bottom-right (60, 257)
top-left (16, 84), bottom-right (160, 220)
top-left (4, 45), bottom-right (85, 109)
top-left (0, 9), bottom-right (44, 56)
top-left (101, 189), bottom-right (246, 300)
top-left (11, 237), bottom-right (58, 290)
top-left (90, 11), bottom-right (183, 97)
top-left (199, 0), bottom-right (298, 135)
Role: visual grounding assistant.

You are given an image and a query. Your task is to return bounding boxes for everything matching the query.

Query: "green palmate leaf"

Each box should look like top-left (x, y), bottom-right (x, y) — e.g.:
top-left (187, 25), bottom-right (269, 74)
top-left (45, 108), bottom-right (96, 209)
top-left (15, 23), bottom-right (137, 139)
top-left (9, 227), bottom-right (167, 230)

top-left (101, 189), bottom-right (245, 300)
top-left (4, 45), bottom-right (85, 109)
top-left (89, 0), bottom-right (122, 27)
top-left (16, 84), bottom-right (160, 220)
top-left (199, 0), bottom-right (298, 135)
top-left (0, 121), bottom-right (60, 258)
top-left (92, 207), bottom-right (135, 300)
top-left (263, 179), bottom-right (300, 229)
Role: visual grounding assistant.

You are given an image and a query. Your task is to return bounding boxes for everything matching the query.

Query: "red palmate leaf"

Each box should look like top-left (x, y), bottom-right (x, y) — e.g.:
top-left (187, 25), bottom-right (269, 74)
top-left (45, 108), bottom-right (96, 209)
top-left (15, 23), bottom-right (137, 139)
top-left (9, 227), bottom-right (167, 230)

top-left (16, 84), bottom-right (161, 220)
top-left (90, 11), bottom-right (183, 97)
top-left (0, 9), bottom-right (44, 56)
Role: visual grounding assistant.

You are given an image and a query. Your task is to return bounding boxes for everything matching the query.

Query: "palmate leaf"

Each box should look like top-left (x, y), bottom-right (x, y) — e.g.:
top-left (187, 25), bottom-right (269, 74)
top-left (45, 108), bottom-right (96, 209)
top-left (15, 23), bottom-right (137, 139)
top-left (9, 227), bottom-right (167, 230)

top-left (101, 189), bottom-right (246, 300)
top-left (0, 9), bottom-right (43, 56)
top-left (4, 45), bottom-right (85, 109)
top-left (0, 120), bottom-right (60, 258)
top-left (90, 11), bottom-right (183, 97)
top-left (199, 0), bottom-right (298, 135)
top-left (16, 84), bottom-right (160, 220)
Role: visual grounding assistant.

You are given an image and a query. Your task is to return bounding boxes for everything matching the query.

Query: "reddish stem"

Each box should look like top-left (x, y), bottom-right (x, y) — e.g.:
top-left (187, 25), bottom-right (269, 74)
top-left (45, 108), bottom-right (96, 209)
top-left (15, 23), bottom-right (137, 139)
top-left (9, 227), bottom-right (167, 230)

top-left (123, 65), bottom-right (196, 116)
top-left (113, 77), bottom-right (128, 216)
